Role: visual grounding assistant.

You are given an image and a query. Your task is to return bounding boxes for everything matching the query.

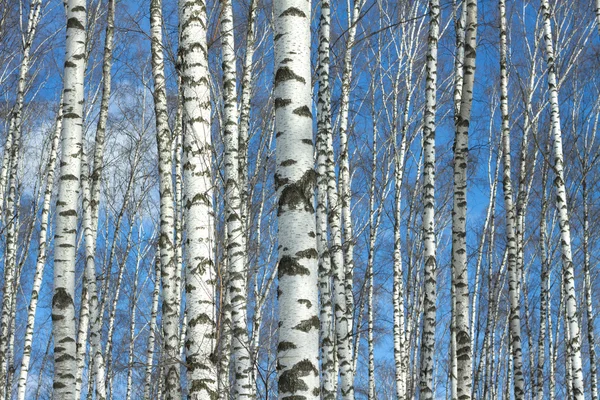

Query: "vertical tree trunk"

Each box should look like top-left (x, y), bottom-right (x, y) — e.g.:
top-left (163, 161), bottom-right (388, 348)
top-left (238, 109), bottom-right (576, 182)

top-left (0, 0), bottom-right (42, 394)
top-left (179, 0), bottom-right (218, 397)
top-left (16, 100), bottom-right (62, 400)
top-left (144, 255), bottom-right (161, 399)
top-left (419, 0), bottom-right (439, 397)
top-left (583, 178), bottom-right (598, 400)
top-left (316, 0), bottom-right (335, 395)
top-left (498, 0), bottom-right (525, 397)
top-left (451, 0), bottom-right (477, 397)
top-left (540, 1), bottom-right (585, 398)
top-left (537, 143), bottom-right (550, 400)
top-left (150, 0), bottom-right (180, 395)
top-left (337, 1), bottom-right (365, 395)
top-left (52, 0), bottom-right (87, 396)
top-left (273, 0), bottom-right (320, 397)
top-left (218, 0), bottom-right (254, 396)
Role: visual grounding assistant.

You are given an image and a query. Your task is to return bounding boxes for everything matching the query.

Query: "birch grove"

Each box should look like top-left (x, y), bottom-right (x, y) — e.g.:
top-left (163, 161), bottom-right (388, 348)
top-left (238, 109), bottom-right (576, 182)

top-left (0, 0), bottom-right (600, 398)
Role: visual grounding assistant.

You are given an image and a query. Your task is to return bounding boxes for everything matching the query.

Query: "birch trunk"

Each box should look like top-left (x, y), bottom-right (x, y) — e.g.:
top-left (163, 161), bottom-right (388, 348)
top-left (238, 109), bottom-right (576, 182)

top-left (218, 0), bottom-right (254, 396)
top-left (537, 144), bottom-right (551, 400)
top-left (337, 1), bottom-right (366, 395)
top-left (498, 0), bottom-right (525, 397)
top-left (274, 0), bottom-right (320, 396)
top-left (540, 1), bottom-right (585, 397)
top-left (16, 100), bottom-right (62, 400)
top-left (144, 255), bottom-right (161, 399)
top-left (419, 0), bottom-right (439, 397)
top-left (451, 0), bottom-right (477, 397)
top-left (52, 0), bottom-right (87, 396)
top-left (179, 0), bottom-right (218, 396)
top-left (0, 0), bottom-right (42, 392)
top-left (150, 0), bottom-right (180, 395)
top-left (316, 0), bottom-right (335, 395)
top-left (80, 150), bottom-right (108, 400)
top-left (583, 178), bottom-right (598, 400)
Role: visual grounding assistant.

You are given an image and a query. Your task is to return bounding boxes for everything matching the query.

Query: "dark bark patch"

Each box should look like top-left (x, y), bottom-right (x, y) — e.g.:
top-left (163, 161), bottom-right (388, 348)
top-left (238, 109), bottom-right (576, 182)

top-left (67, 17), bottom-right (85, 30)
top-left (293, 106), bottom-right (312, 118)
top-left (279, 359), bottom-right (318, 394)
top-left (279, 255), bottom-right (310, 277)
top-left (275, 98), bottom-right (292, 109)
top-left (277, 169), bottom-right (316, 215)
top-left (275, 67), bottom-right (306, 85)
top-left (280, 7), bottom-right (306, 17)
top-left (294, 315), bottom-right (319, 332)
top-left (278, 341), bottom-right (297, 352)
top-left (53, 287), bottom-right (73, 310)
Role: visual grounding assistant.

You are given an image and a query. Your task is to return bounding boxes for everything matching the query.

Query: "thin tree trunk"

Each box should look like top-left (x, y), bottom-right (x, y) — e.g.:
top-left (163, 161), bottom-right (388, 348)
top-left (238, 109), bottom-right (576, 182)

top-left (144, 255), bottom-right (161, 399)
top-left (16, 99), bottom-right (62, 400)
top-left (179, 0), bottom-right (218, 397)
top-left (540, 1), bottom-right (585, 397)
top-left (419, 0), bottom-right (439, 397)
top-left (337, 1), bottom-right (365, 395)
top-left (451, 0), bottom-right (477, 397)
top-left (150, 0), bottom-right (180, 395)
top-left (316, 0), bottom-right (335, 395)
top-left (273, 0), bottom-right (320, 397)
top-left (499, 0), bottom-right (525, 397)
top-left (218, 0), bottom-right (253, 396)
top-left (52, 0), bottom-right (87, 396)
top-left (0, 0), bottom-right (42, 393)
top-left (583, 178), bottom-right (598, 400)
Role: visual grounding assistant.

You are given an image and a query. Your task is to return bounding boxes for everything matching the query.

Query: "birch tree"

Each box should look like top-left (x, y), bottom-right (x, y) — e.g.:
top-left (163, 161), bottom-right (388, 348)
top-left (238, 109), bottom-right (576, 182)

top-left (273, 0), bottom-right (320, 397)
top-left (451, 0), bottom-right (477, 397)
top-left (150, 0), bottom-right (180, 395)
top-left (418, 0), bottom-right (439, 397)
top-left (498, 0), bottom-right (525, 397)
top-left (178, 0), bottom-right (218, 397)
top-left (52, 0), bottom-right (87, 396)
top-left (540, 0), bottom-right (585, 397)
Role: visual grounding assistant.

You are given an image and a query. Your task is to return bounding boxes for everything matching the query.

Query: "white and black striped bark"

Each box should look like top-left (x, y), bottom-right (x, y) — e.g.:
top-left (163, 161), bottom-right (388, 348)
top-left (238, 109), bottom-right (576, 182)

top-left (80, 151), bottom-right (108, 400)
top-left (451, 0), bottom-right (476, 397)
top-left (144, 255), bottom-right (161, 399)
top-left (336, 0), bottom-right (365, 395)
top-left (218, 0), bottom-right (254, 396)
top-left (178, 0), bottom-right (218, 397)
top-left (583, 178), bottom-right (598, 400)
top-left (274, 0), bottom-right (320, 397)
top-left (498, 0), bottom-right (525, 397)
top-left (151, 0), bottom-right (180, 395)
top-left (16, 100), bottom-right (62, 400)
top-left (52, 0), bottom-right (87, 396)
top-left (316, 0), bottom-right (335, 396)
top-left (540, 0), bottom-right (585, 398)
top-left (0, 0), bottom-right (42, 392)
top-left (419, 0), bottom-right (439, 397)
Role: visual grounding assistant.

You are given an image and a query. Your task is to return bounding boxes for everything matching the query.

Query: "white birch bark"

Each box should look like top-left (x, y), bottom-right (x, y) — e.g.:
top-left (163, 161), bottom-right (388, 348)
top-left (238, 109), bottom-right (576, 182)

top-left (316, 0), bottom-right (335, 395)
top-left (498, 0), bottom-right (525, 397)
top-left (218, 0), bottom-right (253, 396)
top-left (583, 178), bottom-right (598, 400)
top-left (451, 0), bottom-right (477, 397)
top-left (540, 1), bottom-right (585, 397)
top-left (16, 99), bottom-right (62, 400)
top-left (144, 255), bottom-right (161, 399)
top-left (52, 0), bottom-right (87, 396)
top-left (150, 0), bottom-right (180, 395)
top-left (273, 0), bottom-right (320, 396)
top-left (80, 150), bottom-right (108, 400)
top-left (0, 0), bottom-right (42, 392)
top-left (419, 0), bottom-right (439, 397)
top-left (178, 0), bottom-right (218, 396)
top-left (337, 1), bottom-right (365, 394)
